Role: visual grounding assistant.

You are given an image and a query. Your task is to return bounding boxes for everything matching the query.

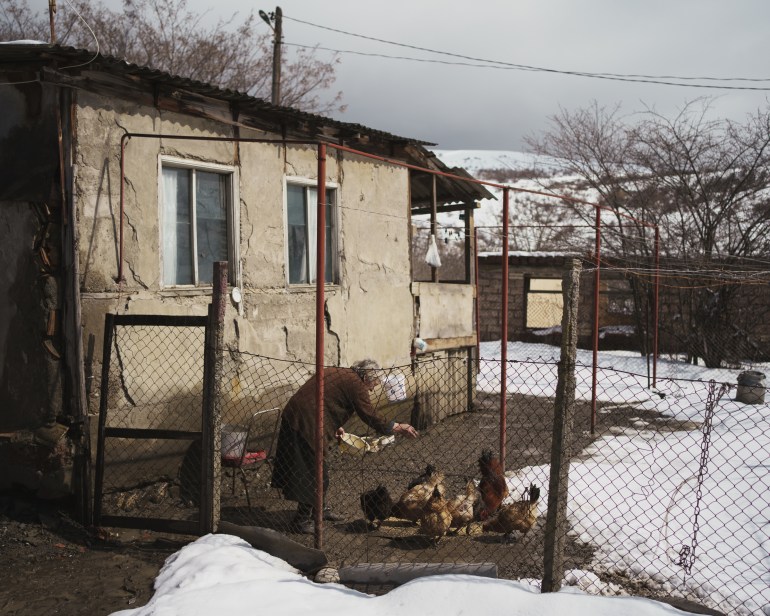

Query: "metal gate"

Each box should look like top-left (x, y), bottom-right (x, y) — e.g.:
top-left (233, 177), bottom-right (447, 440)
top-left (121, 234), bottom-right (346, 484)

top-left (93, 312), bottom-right (211, 534)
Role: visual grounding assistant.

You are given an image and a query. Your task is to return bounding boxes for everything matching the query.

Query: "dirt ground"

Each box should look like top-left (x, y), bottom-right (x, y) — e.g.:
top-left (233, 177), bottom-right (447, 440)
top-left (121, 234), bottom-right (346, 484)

top-left (0, 392), bottom-right (723, 616)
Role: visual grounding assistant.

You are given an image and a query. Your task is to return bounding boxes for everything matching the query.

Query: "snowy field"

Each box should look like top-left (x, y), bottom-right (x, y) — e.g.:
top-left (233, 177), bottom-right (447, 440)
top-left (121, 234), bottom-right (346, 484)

top-left (479, 340), bottom-right (770, 616)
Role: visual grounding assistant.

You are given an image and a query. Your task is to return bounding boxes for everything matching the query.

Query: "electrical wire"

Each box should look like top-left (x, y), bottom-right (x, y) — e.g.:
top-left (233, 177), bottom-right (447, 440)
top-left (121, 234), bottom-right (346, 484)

top-left (284, 15), bottom-right (770, 92)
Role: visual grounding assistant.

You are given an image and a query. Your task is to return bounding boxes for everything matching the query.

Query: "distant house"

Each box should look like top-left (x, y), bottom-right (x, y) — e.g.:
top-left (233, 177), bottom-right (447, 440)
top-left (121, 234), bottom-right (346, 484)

top-left (477, 252), bottom-right (638, 350)
top-left (0, 43), bottom-right (492, 501)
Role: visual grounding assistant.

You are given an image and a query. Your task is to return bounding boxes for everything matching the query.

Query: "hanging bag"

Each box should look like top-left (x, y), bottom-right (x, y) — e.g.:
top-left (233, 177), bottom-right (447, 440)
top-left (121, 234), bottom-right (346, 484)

top-left (425, 233), bottom-right (442, 268)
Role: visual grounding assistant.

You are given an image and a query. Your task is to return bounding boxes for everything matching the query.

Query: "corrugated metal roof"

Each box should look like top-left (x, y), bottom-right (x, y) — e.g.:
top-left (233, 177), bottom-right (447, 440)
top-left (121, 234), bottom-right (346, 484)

top-left (0, 42), bottom-right (431, 147)
top-left (0, 42), bottom-right (495, 206)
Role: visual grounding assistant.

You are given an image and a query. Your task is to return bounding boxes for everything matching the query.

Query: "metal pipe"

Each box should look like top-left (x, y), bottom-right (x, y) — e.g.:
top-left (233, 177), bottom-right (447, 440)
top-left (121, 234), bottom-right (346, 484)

top-left (314, 143), bottom-right (327, 549)
top-left (118, 133), bottom-right (128, 283)
top-left (116, 133), bottom-right (657, 287)
top-left (653, 226), bottom-right (660, 387)
top-left (500, 188), bottom-right (509, 470)
top-left (474, 227), bottom-right (481, 368)
top-left (591, 207), bottom-right (601, 435)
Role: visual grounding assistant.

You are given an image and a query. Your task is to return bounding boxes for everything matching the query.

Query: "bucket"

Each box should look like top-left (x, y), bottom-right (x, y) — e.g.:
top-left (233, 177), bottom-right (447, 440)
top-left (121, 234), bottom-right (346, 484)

top-left (736, 370), bottom-right (766, 405)
top-left (383, 374), bottom-right (407, 402)
top-left (221, 425), bottom-right (247, 458)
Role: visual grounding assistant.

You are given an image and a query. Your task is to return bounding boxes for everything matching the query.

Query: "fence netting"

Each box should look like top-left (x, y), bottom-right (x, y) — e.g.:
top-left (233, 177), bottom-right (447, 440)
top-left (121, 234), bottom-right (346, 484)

top-left (212, 350), bottom-right (768, 616)
top-left (94, 324), bottom-right (768, 615)
top-left (95, 318), bottom-right (206, 528)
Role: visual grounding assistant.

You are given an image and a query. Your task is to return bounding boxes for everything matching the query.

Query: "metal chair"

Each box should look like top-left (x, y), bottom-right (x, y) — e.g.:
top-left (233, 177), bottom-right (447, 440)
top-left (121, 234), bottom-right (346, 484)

top-left (221, 406), bottom-right (282, 510)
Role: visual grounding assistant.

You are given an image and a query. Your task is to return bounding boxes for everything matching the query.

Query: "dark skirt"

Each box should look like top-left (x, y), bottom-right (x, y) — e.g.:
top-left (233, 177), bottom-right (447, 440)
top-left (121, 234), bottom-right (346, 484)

top-left (271, 419), bottom-right (328, 505)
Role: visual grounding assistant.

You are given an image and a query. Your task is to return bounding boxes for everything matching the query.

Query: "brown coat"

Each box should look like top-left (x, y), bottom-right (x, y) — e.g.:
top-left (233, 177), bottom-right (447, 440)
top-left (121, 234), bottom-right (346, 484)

top-left (281, 367), bottom-right (393, 451)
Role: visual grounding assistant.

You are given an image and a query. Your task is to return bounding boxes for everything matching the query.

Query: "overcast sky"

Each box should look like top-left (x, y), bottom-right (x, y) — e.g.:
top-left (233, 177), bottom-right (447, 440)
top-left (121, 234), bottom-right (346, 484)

top-left (110, 0), bottom-right (770, 151)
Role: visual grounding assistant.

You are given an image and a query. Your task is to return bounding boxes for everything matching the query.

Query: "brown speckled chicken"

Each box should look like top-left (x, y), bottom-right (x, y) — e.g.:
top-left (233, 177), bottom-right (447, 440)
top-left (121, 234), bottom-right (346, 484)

top-left (390, 465), bottom-right (446, 523)
top-left (482, 483), bottom-right (540, 543)
top-left (447, 480), bottom-right (479, 535)
top-left (477, 449), bottom-right (509, 520)
top-left (419, 485), bottom-right (452, 544)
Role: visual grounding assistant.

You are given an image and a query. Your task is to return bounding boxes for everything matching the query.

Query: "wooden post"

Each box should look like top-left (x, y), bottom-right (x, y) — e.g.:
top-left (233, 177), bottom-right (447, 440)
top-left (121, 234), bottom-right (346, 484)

top-left (542, 258), bottom-right (581, 592)
top-left (201, 261), bottom-right (227, 533)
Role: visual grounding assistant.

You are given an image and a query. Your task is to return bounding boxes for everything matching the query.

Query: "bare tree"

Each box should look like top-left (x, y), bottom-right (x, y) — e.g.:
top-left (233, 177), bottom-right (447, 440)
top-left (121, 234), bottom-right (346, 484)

top-left (0, 0), bottom-right (344, 114)
top-left (527, 99), bottom-right (770, 367)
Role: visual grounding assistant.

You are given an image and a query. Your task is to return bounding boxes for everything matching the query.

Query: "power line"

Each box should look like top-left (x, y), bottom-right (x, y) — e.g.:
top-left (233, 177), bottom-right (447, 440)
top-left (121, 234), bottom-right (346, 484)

top-left (284, 15), bottom-right (770, 92)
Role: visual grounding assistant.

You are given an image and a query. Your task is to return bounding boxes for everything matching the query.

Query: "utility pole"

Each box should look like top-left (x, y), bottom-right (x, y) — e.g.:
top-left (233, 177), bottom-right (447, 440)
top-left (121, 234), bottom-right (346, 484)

top-left (48, 0), bottom-right (56, 43)
top-left (259, 7), bottom-right (282, 106)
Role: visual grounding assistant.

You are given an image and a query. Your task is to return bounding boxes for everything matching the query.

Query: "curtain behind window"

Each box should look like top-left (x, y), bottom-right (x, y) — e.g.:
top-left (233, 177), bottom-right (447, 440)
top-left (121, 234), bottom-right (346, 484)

top-left (162, 167), bottom-right (193, 285)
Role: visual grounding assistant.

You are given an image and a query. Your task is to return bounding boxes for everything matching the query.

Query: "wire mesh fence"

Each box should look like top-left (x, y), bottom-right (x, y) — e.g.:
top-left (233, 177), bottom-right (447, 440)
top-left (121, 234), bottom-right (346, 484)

top-left (93, 314), bottom-right (208, 533)
top-left (213, 351), bottom-right (767, 615)
top-left (91, 312), bottom-right (768, 614)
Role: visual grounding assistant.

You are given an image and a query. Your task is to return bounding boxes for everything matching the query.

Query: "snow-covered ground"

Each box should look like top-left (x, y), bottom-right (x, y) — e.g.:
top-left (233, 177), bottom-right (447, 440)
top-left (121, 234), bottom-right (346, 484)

top-left (111, 533), bottom-right (707, 616)
top-left (479, 340), bottom-right (770, 616)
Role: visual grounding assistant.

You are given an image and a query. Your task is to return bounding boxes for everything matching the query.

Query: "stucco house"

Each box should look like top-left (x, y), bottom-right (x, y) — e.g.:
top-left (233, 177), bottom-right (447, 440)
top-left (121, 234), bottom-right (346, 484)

top-left (0, 43), bottom-right (491, 509)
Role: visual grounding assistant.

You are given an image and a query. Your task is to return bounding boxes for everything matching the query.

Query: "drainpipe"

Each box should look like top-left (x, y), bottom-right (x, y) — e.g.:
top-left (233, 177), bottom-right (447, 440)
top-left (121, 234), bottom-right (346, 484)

top-left (314, 143), bottom-right (327, 549)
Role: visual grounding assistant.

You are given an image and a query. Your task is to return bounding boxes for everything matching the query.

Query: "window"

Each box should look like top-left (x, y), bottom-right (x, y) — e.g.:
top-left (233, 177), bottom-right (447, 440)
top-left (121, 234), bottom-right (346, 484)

top-left (526, 278), bottom-right (563, 328)
top-left (161, 160), bottom-right (236, 286)
top-left (286, 182), bottom-right (337, 285)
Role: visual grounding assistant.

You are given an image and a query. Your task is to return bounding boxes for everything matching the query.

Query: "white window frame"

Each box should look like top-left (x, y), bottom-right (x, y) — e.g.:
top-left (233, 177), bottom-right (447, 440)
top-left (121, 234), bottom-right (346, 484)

top-left (283, 176), bottom-right (339, 287)
top-left (159, 156), bottom-right (240, 289)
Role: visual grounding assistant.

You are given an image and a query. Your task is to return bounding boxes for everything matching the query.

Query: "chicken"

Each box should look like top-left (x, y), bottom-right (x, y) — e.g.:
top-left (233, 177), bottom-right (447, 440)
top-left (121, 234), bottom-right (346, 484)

top-left (477, 449), bottom-right (509, 520)
top-left (360, 485), bottom-right (393, 530)
top-left (390, 465), bottom-right (446, 523)
top-left (446, 479), bottom-right (479, 535)
top-left (482, 483), bottom-right (540, 543)
top-left (419, 485), bottom-right (452, 544)
top-left (406, 464), bottom-right (438, 489)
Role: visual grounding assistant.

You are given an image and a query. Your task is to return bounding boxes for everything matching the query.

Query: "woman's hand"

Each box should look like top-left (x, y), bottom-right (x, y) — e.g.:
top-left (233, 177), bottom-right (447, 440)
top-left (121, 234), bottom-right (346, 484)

top-left (392, 422), bottom-right (419, 438)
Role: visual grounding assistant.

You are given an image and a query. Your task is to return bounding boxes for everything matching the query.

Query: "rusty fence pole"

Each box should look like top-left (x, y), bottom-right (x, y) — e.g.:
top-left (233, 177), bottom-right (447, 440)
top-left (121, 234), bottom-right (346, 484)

top-left (499, 187), bottom-right (510, 470)
top-left (201, 261), bottom-right (227, 533)
top-left (542, 258), bottom-right (581, 593)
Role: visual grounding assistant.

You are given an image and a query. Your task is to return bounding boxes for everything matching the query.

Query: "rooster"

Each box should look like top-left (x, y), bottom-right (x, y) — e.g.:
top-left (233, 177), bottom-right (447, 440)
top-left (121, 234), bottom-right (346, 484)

top-left (419, 484), bottom-right (452, 544)
top-left (447, 479), bottom-right (479, 535)
top-left (477, 449), bottom-right (508, 520)
top-left (390, 465), bottom-right (446, 523)
top-left (482, 483), bottom-right (540, 543)
top-left (360, 485), bottom-right (393, 530)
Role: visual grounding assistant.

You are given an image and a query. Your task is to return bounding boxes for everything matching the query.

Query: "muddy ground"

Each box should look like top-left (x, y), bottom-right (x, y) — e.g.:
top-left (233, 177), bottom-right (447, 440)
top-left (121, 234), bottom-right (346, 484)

top-left (1, 393), bottom-right (722, 615)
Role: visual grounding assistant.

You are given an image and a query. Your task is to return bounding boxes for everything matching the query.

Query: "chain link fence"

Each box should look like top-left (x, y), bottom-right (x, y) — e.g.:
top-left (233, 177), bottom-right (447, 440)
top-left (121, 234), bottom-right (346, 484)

top-left (91, 311), bottom-right (768, 615)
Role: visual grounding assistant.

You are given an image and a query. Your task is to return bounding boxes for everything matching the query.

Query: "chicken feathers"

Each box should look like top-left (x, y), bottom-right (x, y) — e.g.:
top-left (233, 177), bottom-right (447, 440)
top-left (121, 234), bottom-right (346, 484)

top-left (482, 483), bottom-right (540, 543)
top-left (447, 480), bottom-right (479, 535)
top-left (390, 465), bottom-right (446, 523)
top-left (477, 449), bottom-right (508, 520)
top-left (360, 485), bottom-right (393, 530)
top-left (419, 484), bottom-right (452, 544)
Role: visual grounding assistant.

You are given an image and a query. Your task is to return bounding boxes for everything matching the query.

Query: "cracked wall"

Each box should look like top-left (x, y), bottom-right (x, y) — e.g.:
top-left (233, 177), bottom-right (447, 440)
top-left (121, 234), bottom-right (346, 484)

top-left (74, 91), bottom-right (415, 417)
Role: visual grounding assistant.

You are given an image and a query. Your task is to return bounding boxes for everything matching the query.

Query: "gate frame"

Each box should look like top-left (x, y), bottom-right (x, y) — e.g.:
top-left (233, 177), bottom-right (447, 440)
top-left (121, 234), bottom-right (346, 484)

top-left (92, 312), bottom-right (210, 535)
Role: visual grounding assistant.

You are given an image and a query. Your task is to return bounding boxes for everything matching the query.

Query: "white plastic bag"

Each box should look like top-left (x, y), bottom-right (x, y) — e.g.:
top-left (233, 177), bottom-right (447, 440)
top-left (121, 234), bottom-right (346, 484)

top-left (425, 233), bottom-right (442, 268)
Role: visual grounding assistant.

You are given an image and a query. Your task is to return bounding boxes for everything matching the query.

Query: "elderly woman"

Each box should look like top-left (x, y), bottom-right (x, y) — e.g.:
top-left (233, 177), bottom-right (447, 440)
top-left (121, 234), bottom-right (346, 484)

top-left (271, 359), bottom-right (419, 534)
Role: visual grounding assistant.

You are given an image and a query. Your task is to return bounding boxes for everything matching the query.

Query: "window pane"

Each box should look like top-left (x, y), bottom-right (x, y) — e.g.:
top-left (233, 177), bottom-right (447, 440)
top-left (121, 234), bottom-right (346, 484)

top-left (196, 171), bottom-right (228, 284)
top-left (325, 189), bottom-right (335, 283)
top-left (287, 184), bottom-right (307, 283)
top-left (162, 167), bottom-right (193, 285)
top-left (530, 278), bottom-right (562, 292)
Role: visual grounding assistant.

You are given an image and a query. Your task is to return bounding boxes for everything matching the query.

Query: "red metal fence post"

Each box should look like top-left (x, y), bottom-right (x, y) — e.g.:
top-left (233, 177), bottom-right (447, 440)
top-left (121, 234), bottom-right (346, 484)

top-left (653, 226), bottom-right (660, 387)
top-left (591, 207), bottom-right (601, 435)
top-left (314, 143), bottom-right (327, 549)
top-left (500, 188), bottom-right (510, 469)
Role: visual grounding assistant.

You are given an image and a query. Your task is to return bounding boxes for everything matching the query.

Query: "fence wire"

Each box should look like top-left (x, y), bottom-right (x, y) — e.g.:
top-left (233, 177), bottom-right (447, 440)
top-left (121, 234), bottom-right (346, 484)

top-left (212, 351), bottom-right (768, 615)
top-left (94, 327), bottom-right (767, 614)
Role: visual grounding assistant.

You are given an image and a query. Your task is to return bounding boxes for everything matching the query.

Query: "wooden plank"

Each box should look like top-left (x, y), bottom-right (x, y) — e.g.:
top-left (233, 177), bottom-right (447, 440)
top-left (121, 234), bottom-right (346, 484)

top-left (97, 515), bottom-right (200, 535)
top-left (418, 335), bottom-right (477, 353)
top-left (104, 427), bottom-right (201, 441)
top-left (112, 314), bottom-right (208, 327)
